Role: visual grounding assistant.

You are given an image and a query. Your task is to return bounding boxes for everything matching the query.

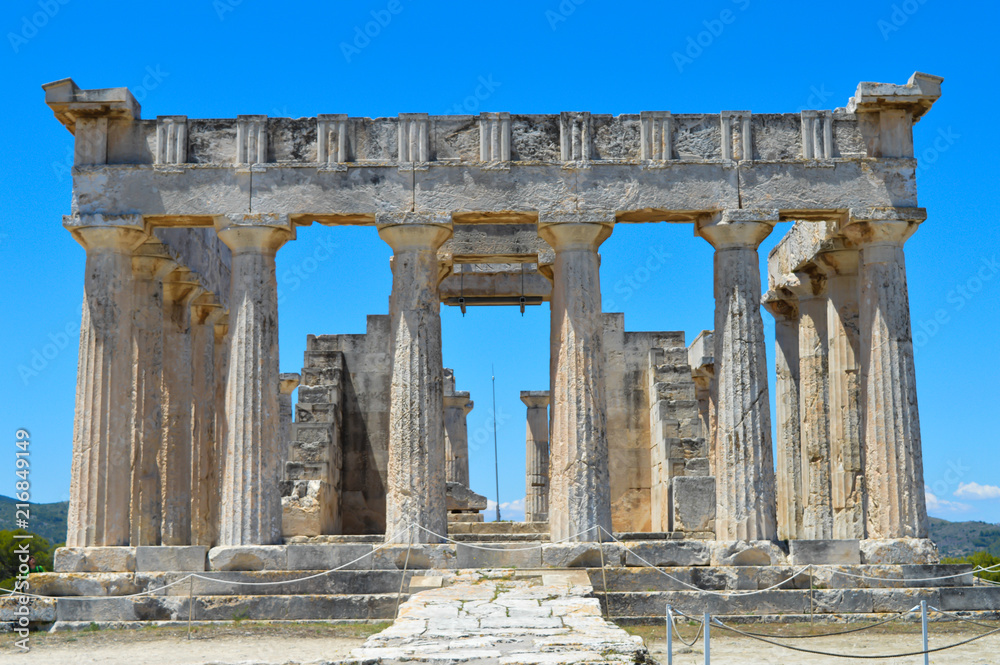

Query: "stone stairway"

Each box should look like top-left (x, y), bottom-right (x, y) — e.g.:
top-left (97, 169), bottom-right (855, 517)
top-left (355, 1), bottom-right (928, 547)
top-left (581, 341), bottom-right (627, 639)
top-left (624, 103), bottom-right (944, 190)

top-left (351, 570), bottom-right (654, 665)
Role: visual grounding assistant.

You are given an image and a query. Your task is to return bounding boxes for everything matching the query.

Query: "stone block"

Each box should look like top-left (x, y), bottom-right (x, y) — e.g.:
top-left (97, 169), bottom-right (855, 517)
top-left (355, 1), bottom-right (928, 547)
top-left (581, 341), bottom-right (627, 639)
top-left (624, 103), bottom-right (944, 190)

top-left (788, 540), bottom-right (861, 565)
top-left (446, 482), bottom-right (488, 511)
top-left (371, 544), bottom-right (458, 570)
top-left (0, 596), bottom-right (56, 623)
top-left (671, 476), bottom-right (716, 532)
top-left (624, 541), bottom-right (711, 567)
top-left (135, 546), bottom-right (207, 572)
top-left (281, 479), bottom-right (338, 537)
top-left (860, 538), bottom-right (939, 565)
top-left (939, 587), bottom-right (1000, 611)
top-left (54, 547), bottom-right (135, 573)
top-left (812, 589), bottom-right (875, 613)
top-left (457, 544), bottom-right (543, 568)
top-left (28, 572), bottom-right (142, 597)
top-left (286, 544), bottom-right (374, 571)
top-left (870, 588), bottom-right (940, 613)
top-left (208, 546), bottom-right (287, 571)
top-left (541, 543), bottom-right (625, 568)
top-left (710, 541), bottom-right (787, 566)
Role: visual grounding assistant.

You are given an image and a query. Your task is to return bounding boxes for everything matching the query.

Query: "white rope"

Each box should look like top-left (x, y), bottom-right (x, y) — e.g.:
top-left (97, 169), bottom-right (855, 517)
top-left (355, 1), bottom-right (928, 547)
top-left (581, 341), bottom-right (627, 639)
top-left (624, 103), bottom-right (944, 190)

top-left (831, 562), bottom-right (1000, 583)
top-left (411, 523), bottom-right (599, 551)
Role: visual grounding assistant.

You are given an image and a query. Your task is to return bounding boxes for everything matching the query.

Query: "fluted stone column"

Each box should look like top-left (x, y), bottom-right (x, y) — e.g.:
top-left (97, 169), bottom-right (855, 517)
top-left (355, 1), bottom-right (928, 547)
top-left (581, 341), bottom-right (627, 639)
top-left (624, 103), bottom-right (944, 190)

top-left (763, 293), bottom-right (803, 541)
top-left (844, 211), bottom-right (928, 539)
top-left (190, 295), bottom-right (223, 547)
top-left (212, 314), bottom-right (230, 544)
top-left (66, 218), bottom-right (148, 547)
top-left (788, 271), bottom-right (833, 539)
top-left (129, 242), bottom-right (176, 546)
top-left (279, 373), bottom-right (301, 457)
top-left (538, 219), bottom-right (613, 543)
top-left (816, 248), bottom-right (866, 539)
top-left (698, 210), bottom-right (778, 541)
top-left (444, 394), bottom-right (473, 486)
top-left (379, 216), bottom-right (452, 544)
top-left (160, 268), bottom-right (203, 546)
top-left (216, 214), bottom-right (293, 545)
top-left (521, 391), bottom-right (550, 523)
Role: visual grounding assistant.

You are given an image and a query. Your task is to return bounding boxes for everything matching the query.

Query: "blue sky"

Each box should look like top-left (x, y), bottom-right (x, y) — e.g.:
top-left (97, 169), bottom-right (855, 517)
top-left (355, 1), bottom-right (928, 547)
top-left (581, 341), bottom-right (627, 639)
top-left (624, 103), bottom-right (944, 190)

top-left (1, 0), bottom-right (998, 527)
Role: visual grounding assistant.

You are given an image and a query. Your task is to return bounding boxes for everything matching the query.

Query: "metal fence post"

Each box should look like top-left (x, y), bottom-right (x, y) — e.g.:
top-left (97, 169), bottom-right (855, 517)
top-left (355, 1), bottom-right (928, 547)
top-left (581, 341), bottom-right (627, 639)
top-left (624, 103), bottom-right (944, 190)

top-left (704, 612), bottom-right (710, 665)
top-left (665, 605), bottom-right (673, 665)
top-left (921, 600), bottom-right (929, 665)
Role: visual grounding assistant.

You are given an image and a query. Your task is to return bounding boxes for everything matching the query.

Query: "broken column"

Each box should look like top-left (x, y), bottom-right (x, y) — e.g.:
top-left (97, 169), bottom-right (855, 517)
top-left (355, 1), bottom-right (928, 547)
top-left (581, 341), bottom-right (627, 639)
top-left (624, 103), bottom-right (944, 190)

top-left (521, 391), bottom-right (550, 523)
top-left (129, 241), bottom-right (175, 546)
top-left (279, 373), bottom-right (301, 455)
top-left (843, 209), bottom-right (929, 539)
top-left (763, 292), bottom-right (804, 541)
top-left (697, 209), bottom-right (778, 541)
top-left (443, 369), bottom-right (473, 487)
top-left (687, 331), bottom-right (716, 474)
top-left (787, 271), bottom-right (833, 540)
top-left (216, 214), bottom-right (293, 545)
top-left (65, 216), bottom-right (147, 547)
top-left (816, 247), bottom-right (866, 539)
top-left (539, 216), bottom-right (614, 543)
top-left (379, 214), bottom-right (451, 544)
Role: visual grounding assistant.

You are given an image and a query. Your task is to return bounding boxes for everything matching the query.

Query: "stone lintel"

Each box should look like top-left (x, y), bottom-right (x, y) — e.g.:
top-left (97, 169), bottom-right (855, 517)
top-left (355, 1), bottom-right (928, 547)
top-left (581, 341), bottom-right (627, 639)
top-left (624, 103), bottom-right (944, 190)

top-left (43, 77), bottom-right (140, 130)
top-left (520, 390), bottom-right (550, 408)
top-left (279, 373), bottom-right (301, 395)
top-left (846, 72), bottom-right (943, 121)
top-left (687, 330), bottom-right (714, 374)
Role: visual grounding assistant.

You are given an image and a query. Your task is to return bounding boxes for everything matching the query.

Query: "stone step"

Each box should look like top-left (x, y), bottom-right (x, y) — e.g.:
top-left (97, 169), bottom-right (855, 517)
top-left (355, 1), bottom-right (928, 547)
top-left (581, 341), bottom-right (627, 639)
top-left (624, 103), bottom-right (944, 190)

top-left (598, 585), bottom-right (1000, 618)
top-left (449, 533), bottom-right (550, 543)
top-left (52, 593), bottom-right (404, 623)
top-left (447, 521), bottom-right (550, 535)
top-left (588, 564), bottom-right (977, 592)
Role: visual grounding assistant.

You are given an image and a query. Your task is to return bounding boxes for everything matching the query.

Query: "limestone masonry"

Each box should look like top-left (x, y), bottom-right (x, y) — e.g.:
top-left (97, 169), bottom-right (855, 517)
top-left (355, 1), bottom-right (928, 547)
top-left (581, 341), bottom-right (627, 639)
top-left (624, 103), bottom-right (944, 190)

top-left (44, 72), bottom-right (942, 562)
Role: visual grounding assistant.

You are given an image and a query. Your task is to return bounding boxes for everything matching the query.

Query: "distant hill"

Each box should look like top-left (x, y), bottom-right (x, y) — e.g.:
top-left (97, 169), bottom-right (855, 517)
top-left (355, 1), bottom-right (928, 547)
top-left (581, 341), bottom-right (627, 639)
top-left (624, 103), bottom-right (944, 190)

top-left (0, 496), bottom-right (68, 546)
top-left (929, 517), bottom-right (1000, 558)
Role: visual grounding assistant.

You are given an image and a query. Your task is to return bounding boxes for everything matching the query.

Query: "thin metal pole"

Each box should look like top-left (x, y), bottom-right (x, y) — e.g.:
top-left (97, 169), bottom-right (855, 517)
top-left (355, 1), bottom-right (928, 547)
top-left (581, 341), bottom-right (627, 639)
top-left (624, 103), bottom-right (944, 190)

top-left (666, 605), bottom-right (673, 665)
top-left (703, 612), bottom-right (710, 665)
top-left (492, 364), bottom-right (501, 522)
top-left (921, 600), bottom-right (929, 665)
top-left (187, 575), bottom-right (194, 640)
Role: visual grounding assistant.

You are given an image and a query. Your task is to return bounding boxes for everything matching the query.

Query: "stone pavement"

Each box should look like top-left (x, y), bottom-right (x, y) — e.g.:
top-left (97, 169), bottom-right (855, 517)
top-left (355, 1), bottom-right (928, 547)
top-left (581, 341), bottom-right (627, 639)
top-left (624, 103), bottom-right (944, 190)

top-left (351, 569), bottom-right (654, 664)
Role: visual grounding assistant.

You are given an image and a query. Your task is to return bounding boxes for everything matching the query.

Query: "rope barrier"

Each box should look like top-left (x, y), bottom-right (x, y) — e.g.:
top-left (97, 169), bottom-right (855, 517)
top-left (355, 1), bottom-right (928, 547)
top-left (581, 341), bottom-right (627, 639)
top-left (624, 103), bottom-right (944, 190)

top-left (700, 606), bottom-right (921, 639)
top-left (411, 523), bottom-right (599, 551)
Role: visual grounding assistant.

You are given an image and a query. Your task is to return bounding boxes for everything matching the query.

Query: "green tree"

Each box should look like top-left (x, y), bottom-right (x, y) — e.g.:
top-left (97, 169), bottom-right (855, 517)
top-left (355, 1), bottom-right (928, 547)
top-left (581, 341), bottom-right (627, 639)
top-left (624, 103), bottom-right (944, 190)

top-left (0, 529), bottom-right (56, 591)
top-left (941, 551), bottom-right (1000, 583)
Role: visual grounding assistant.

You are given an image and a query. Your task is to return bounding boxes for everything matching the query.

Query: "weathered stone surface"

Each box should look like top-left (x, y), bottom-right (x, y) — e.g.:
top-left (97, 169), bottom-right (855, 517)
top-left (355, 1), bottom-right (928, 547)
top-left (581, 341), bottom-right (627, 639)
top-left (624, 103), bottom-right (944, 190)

top-left (541, 221), bottom-right (613, 543)
top-left (860, 538), bottom-right (939, 565)
top-left (285, 544), bottom-right (375, 571)
top-left (521, 391), bottom-right (550, 524)
top-left (371, 544), bottom-right (458, 570)
top-left (208, 545), bottom-right (287, 571)
top-left (788, 540), bottom-right (861, 565)
top-left (380, 219), bottom-right (451, 544)
top-left (625, 541), bottom-right (711, 567)
top-left (698, 211), bottom-right (778, 541)
top-left (710, 540), bottom-right (787, 566)
top-left (55, 547), bottom-right (136, 573)
top-left (671, 476), bottom-right (716, 533)
top-left (458, 544), bottom-right (544, 569)
top-left (446, 482), bottom-right (488, 512)
top-left (541, 543), bottom-right (624, 568)
top-left (135, 546), bottom-right (207, 572)
top-left (281, 479), bottom-right (336, 537)
top-left (443, 374), bottom-right (473, 487)
top-left (29, 572), bottom-right (142, 597)
top-left (0, 597), bottom-right (56, 623)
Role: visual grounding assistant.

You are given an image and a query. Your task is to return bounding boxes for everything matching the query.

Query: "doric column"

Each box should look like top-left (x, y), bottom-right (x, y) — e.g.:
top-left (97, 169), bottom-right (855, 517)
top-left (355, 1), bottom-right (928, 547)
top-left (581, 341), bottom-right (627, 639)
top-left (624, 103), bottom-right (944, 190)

top-left (213, 314), bottom-right (230, 543)
top-left (787, 271), bottom-right (833, 539)
top-left (65, 216), bottom-right (148, 547)
top-left (521, 391), bottom-right (550, 523)
top-left (190, 295), bottom-right (223, 547)
top-left (816, 248), bottom-right (866, 539)
top-left (763, 293), bottom-right (803, 541)
top-left (538, 218), bottom-right (614, 543)
top-left (160, 268), bottom-right (203, 546)
top-left (378, 215), bottom-right (452, 544)
top-left (215, 214), bottom-right (294, 545)
top-left (843, 209), bottom-right (928, 539)
top-left (444, 393), bottom-right (473, 487)
top-left (129, 241), bottom-right (176, 546)
top-left (697, 209), bottom-right (778, 541)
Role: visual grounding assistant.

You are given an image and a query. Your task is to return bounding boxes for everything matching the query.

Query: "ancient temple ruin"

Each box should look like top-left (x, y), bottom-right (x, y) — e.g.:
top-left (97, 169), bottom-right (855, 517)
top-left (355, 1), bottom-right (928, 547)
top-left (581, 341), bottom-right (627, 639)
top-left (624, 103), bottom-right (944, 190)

top-left (45, 72), bottom-right (942, 565)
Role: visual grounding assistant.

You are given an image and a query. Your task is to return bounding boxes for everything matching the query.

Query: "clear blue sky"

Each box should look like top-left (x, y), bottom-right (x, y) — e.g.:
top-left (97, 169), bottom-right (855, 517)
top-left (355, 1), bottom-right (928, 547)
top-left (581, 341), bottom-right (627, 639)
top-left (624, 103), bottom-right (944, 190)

top-left (1, 0), bottom-right (997, 526)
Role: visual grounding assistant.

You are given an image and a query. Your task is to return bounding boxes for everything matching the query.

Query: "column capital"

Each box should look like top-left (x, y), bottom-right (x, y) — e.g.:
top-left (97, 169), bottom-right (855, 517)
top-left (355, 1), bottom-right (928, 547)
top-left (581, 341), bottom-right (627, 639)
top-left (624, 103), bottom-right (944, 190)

top-left (191, 293), bottom-right (225, 326)
top-left (814, 248), bottom-right (860, 276)
top-left (279, 373), bottom-right (301, 395)
top-left (762, 289), bottom-right (798, 320)
top-left (520, 391), bottom-right (551, 409)
top-left (377, 213), bottom-right (452, 252)
top-left (214, 213), bottom-right (295, 253)
top-left (444, 393), bottom-right (473, 411)
top-left (65, 214), bottom-right (148, 252)
top-left (537, 220), bottom-right (613, 251)
top-left (697, 209), bottom-right (778, 249)
top-left (163, 267), bottom-right (204, 305)
top-left (841, 207), bottom-right (925, 248)
top-left (784, 270), bottom-right (828, 300)
top-left (132, 241), bottom-right (177, 280)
